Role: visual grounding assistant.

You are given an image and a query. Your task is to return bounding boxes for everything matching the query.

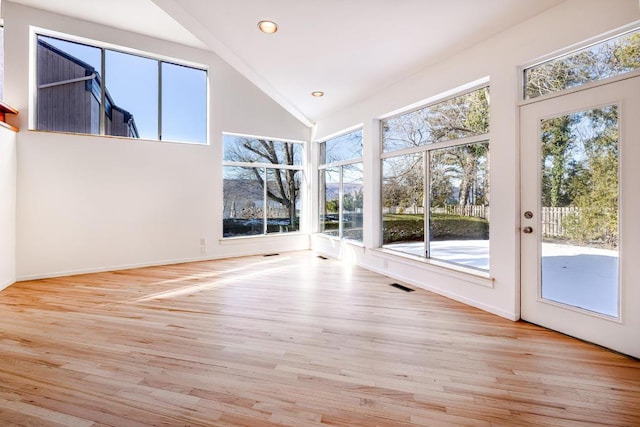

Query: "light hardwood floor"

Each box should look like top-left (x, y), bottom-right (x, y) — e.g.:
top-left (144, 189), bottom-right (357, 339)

top-left (0, 251), bottom-right (638, 426)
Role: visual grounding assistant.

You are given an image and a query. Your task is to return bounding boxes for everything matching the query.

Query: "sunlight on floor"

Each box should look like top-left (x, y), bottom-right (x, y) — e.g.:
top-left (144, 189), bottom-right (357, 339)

top-left (126, 257), bottom-right (298, 303)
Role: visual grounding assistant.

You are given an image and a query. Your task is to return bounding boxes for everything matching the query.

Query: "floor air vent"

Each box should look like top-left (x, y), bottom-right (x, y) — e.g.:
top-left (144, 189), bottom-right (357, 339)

top-left (390, 283), bottom-right (414, 292)
top-left (263, 253), bottom-right (280, 257)
top-left (317, 255), bottom-right (328, 260)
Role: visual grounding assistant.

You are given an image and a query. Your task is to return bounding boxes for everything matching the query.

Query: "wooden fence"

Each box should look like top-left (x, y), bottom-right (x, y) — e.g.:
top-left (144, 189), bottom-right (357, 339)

top-left (384, 205), bottom-right (489, 219)
top-left (431, 205), bottom-right (489, 219)
top-left (433, 205), bottom-right (580, 237)
top-left (540, 206), bottom-right (578, 237)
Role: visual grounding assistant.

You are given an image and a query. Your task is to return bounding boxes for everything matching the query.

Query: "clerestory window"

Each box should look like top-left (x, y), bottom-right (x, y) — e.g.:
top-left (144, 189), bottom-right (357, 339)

top-left (524, 28), bottom-right (640, 99)
top-left (35, 34), bottom-right (207, 144)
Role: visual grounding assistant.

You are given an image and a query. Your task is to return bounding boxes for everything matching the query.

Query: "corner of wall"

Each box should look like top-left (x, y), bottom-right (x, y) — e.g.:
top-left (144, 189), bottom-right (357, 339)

top-left (0, 126), bottom-right (17, 290)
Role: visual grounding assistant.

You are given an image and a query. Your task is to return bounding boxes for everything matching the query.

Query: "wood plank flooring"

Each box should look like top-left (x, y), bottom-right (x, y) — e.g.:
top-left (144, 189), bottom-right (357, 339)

top-left (0, 251), bottom-right (638, 426)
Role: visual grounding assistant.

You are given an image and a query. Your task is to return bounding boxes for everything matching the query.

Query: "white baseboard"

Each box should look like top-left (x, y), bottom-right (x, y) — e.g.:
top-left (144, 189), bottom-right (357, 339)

top-left (0, 278), bottom-right (16, 291)
top-left (16, 255), bottom-right (219, 282)
top-left (362, 261), bottom-right (518, 321)
top-left (15, 248), bottom-right (312, 282)
top-left (311, 246), bottom-right (517, 320)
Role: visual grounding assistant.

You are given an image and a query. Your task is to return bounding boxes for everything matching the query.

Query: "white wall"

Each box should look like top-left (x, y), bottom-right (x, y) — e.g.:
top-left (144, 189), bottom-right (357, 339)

top-left (312, 0), bottom-right (640, 320)
top-left (3, 2), bottom-right (311, 280)
top-left (0, 126), bottom-right (17, 290)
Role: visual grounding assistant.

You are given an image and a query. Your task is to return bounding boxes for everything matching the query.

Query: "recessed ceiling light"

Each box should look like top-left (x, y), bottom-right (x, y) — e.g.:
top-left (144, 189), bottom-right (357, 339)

top-left (258, 20), bottom-right (278, 34)
top-left (311, 91), bottom-right (324, 97)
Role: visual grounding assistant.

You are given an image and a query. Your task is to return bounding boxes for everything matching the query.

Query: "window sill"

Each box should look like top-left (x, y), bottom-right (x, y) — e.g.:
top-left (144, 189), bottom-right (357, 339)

top-left (370, 247), bottom-right (494, 288)
top-left (219, 232), bottom-right (307, 245)
top-left (27, 128), bottom-right (209, 146)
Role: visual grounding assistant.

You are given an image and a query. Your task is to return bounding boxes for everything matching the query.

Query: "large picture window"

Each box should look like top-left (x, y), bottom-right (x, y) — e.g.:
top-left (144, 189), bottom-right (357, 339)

top-left (223, 134), bottom-right (304, 237)
top-left (381, 86), bottom-right (490, 271)
top-left (36, 34), bottom-right (207, 144)
top-left (318, 129), bottom-right (363, 242)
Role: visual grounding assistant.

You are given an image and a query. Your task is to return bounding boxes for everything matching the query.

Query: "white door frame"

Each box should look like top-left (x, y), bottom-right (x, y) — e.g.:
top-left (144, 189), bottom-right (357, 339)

top-left (520, 76), bottom-right (640, 358)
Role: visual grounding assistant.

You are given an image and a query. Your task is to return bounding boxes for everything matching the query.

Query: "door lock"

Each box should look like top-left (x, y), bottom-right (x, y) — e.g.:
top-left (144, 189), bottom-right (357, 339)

top-left (524, 211), bottom-right (533, 219)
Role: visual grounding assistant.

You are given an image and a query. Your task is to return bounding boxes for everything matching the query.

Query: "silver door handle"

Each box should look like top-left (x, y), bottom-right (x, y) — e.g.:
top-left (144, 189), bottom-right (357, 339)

top-left (523, 226), bottom-right (533, 234)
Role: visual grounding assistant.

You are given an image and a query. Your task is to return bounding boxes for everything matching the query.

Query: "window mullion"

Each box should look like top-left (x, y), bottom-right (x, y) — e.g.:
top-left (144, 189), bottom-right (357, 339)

top-left (320, 158), bottom-right (364, 169)
top-left (157, 61), bottom-right (162, 140)
top-left (424, 153), bottom-right (431, 259)
top-left (99, 48), bottom-right (105, 135)
top-left (380, 133), bottom-right (490, 159)
top-left (263, 167), bottom-right (268, 235)
top-left (223, 161), bottom-right (302, 171)
top-left (338, 166), bottom-right (344, 239)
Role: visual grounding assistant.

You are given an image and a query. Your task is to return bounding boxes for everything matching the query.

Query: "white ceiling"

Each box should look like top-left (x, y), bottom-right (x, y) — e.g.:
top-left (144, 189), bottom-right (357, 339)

top-left (8, 0), bottom-right (566, 126)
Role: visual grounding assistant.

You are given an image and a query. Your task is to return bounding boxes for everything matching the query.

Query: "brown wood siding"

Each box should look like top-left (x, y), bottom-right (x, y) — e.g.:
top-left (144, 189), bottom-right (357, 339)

top-left (109, 108), bottom-right (132, 137)
top-left (90, 95), bottom-right (100, 135)
top-left (37, 43), bottom-right (87, 85)
top-left (37, 43), bottom-right (98, 134)
top-left (37, 42), bottom-right (139, 139)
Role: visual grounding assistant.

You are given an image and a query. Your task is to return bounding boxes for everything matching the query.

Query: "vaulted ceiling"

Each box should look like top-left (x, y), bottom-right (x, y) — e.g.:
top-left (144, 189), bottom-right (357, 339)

top-left (8, 0), bottom-right (566, 126)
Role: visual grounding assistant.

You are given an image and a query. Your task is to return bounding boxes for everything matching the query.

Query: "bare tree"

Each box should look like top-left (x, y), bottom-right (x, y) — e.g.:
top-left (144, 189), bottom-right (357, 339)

top-left (225, 137), bottom-right (301, 226)
top-left (382, 87), bottom-right (490, 211)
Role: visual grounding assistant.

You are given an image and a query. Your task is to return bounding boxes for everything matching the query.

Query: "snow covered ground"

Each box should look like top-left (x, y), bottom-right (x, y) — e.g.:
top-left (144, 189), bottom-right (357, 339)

top-left (541, 243), bottom-right (618, 317)
top-left (387, 240), bottom-right (490, 270)
top-left (384, 240), bottom-right (619, 317)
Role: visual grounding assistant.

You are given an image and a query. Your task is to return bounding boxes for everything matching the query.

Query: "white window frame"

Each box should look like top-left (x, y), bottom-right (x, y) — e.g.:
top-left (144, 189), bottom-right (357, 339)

top-left (317, 128), bottom-right (364, 241)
